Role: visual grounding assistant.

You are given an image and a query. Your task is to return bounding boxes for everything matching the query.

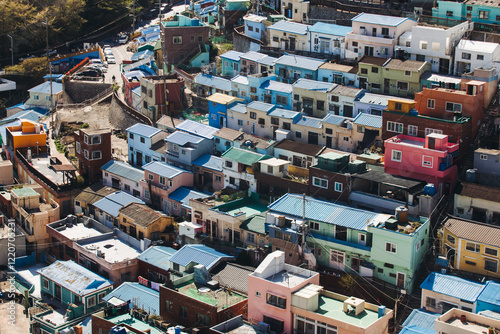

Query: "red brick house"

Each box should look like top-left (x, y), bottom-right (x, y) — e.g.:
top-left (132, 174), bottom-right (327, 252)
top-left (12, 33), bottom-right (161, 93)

top-left (139, 74), bottom-right (185, 121)
top-left (74, 128), bottom-right (112, 184)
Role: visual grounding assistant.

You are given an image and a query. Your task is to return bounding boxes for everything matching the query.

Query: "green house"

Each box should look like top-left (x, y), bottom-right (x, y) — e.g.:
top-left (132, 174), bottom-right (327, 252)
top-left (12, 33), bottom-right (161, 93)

top-left (33, 260), bottom-right (113, 333)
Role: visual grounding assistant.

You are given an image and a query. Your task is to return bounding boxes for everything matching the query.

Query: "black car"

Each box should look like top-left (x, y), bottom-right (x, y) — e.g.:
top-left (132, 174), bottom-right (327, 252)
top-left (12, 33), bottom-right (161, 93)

top-left (76, 68), bottom-right (102, 77)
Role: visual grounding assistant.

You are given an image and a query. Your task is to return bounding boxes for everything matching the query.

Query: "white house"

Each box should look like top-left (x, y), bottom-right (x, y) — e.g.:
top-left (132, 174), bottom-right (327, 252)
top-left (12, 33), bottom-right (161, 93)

top-left (345, 13), bottom-right (417, 60)
top-left (101, 160), bottom-right (145, 198)
top-left (397, 21), bottom-right (473, 74)
top-left (221, 147), bottom-right (268, 193)
top-left (454, 39), bottom-right (500, 75)
top-left (306, 22), bottom-right (352, 58)
top-left (25, 80), bottom-right (63, 109)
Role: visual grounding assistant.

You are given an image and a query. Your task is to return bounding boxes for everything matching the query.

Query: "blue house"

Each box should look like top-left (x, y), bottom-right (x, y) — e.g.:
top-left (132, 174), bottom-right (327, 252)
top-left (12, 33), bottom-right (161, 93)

top-left (260, 79), bottom-right (293, 109)
top-left (169, 244), bottom-right (234, 274)
top-left (274, 54), bottom-right (325, 83)
top-left (307, 22), bottom-right (352, 56)
top-left (164, 131), bottom-right (214, 170)
top-left (126, 123), bottom-right (168, 167)
top-left (194, 73), bottom-right (232, 97)
top-left (93, 190), bottom-right (145, 227)
top-left (208, 93), bottom-right (244, 128)
top-left (34, 260), bottom-right (113, 334)
top-left (230, 75), bottom-right (251, 102)
top-left (420, 71), bottom-right (462, 91)
top-left (166, 186), bottom-right (211, 217)
top-left (220, 50), bottom-right (244, 77)
top-left (476, 281), bottom-right (500, 314)
top-left (101, 160), bottom-right (145, 198)
top-left (432, 0), bottom-right (500, 25)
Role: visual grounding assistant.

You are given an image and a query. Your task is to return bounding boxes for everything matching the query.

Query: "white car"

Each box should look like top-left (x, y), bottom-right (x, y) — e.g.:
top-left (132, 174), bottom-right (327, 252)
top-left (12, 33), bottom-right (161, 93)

top-left (118, 35), bottom-right (129, 44)
top-left (106, 55), bottom-right (116, 64)
top-left (90, 59), bottom-right (108, 68)
top-left (104, 47), bottom-right (112, 54)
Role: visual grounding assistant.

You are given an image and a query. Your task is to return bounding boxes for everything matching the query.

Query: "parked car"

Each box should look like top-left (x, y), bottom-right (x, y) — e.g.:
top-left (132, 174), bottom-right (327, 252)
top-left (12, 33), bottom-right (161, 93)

top-left (87, 64), bottom-right (107, 73)
top-left (76, 68), bottom-right (102, 77)
top-left (106, 55), bottom-right (116, 64)
top-left (90, 59), bottom-right (108, 68)
top-left (118, 34), bottom-right (129, 44)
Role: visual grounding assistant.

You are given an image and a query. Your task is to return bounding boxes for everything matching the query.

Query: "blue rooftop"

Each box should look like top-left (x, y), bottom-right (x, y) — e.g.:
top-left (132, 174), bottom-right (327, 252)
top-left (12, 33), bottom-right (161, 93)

top-left (401, 309), bottom-right (439, 333)
top-left (322, 114), bottom-right (346, 125)
top-left (296, 115), bottom-right (322, 128)
top-left (240, 51), bottom-right (268, 62)
top-left (229, 103), bottom-right (247, 114)
top-left (101, 160), bottom-right (144, 183)
top-left (123, 70), bottom-right (148, 81)
top-left (477, 281), bottom-right (500, 307)
top-left (126, 123), bottom-right (161, 138)
top-left (268, 108), bottom-right (300, 119)
top-left (292, 78), bottom-right (335, 91)
top-left (93, 191), bottom-right (145, 217)
top-left (247, 101), bottom-right (275, 112)
top-left (352, 13), bottom-right (414, 27)
top-left (308, 22), bottom-right (352, 36)
top-left (231, 75), bottom-right (249, 85)
top-left (137, 246), bottom-right (177, 271)
top-left (192, 154), bottom-right (223, 172)
top-left (131, 49), bottom-right (154, 62)
top-left (257, 55), bottom-right (277, 66)
top-left (28, 81), bottom-right (63, 95)
top-left (260, 80), bottom-right (293, 94)
top-left (168, 186), bottom-right (209, 208)
top-left (143, 161), bottom-right (189, 179)
top-left (275, 55), bottom-right (325, 71)
top-left (166, 131), bottom-right (205, 146)
top-left (353, 113), bottom-right (383, 128)
top-left (220, 50), bottom-right (244, 62)
top-left (103, 282), bottom-right (160, 315)
top-left (195, 73), bottom-right (231, 92)
top-left (37, 260), bottom-right (112, 297)
top-left (399, 326), bottom-right (434, 334)
top-left (169, 244), bottom-right (234, 270)
top-left (420, 272), bottom-right (485, 303)
top-left (268, 20), bottom-right (308, 35)
top-left (176, 119), bottom-right (218, 139)
top-left (269, 193), bottom-right (379, 231)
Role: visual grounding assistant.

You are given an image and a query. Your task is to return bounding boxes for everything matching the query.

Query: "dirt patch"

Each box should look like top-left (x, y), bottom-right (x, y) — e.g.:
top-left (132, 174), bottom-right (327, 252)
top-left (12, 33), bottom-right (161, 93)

top-left (0, 302), bottom-right (30, 334)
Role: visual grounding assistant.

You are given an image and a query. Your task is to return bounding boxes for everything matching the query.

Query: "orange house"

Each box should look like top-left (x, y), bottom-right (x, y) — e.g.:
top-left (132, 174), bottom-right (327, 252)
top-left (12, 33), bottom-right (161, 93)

top-left (5, 120), bottom-right (47, 158)
top-left (414, 81), bottom-right (485, 136)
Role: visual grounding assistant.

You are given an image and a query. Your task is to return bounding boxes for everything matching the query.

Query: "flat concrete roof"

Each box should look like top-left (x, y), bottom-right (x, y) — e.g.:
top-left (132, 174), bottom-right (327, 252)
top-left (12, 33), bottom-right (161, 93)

top-left (57, 222), bottom-right (105, 241)
top-left (314, 294), bottom-right (380, 327)
top-left (265, 270), bottom-right (311, 288)
top-left (79, 238), bottom-right (141, 263)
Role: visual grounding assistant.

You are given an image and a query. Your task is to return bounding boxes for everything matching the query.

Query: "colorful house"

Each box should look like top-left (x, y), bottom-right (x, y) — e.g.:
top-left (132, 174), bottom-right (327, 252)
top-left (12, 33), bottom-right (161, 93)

top-left (454, 39), bottom-right (500, 75)
top-left (220, 50), bottom-right (244, 77)
top-left (164, 130), bottom-right (214, 170)
top-left (126, 123), bottom-right (168, 167)
top-left (101, 160), bottom-right (144, 198)
top-left (25, 80), bottom-right (63, 109)
top-left (192, 154), bottom-right (224, 191)
top-left (307, 22), bottom-right (351, 57)
top-left (116, 202), bottom-right (175, 241)
top-left (292, 78), bottom-right (334, 118)
top-left (267, 20), bottom-right (308, 52)
top-left (432, 0), bottom-right (500, 25)
top-left (274, 55), bottom-right (325, 84)
top-left (318, 62), bottom-right (359, 87)
top-left (221, 147), bottom-right (270, 193)
top-left (240, 51), bottom-right (269, 75)
top-left (208, 93), bottom-right (244, 128)
top-left (454, 182), bottom-right (500, 224)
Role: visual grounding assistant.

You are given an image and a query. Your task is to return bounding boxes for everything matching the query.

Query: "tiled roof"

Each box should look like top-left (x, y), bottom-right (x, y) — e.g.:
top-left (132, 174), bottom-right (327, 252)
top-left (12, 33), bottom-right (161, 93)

top-left (296, 115), bottom-right (322, 128)
top-left (126, 123), bottom-right (161, 138)
top-left (260, 80), bottom-right (293, 94)
top-left (192, 154), bottom-right (223, 172)
top-left (240, 213), bottom-right (267, 235)
top-left (118, 203), bottom-right (164, 227)
top-left (274, 139), bottom-right (325, 156)
top-left (275, 55), bottom-right (325, 71)
top-left (353, 113), bottom-right (383, 128)
top-left (308, 22), bottom-right (352, 36)
top-left (137, 246), bottom-right (177, 270)
top-left (443, 217), bottom-right (500, 248)
top-left (74, 184), bottom-right (116, 205)
top-left (176, 119), bottom-right (218, 139)
top-left (37, 260), bottom-right (112, 297)
top-left (211, 263), bottom-right (254, 294)
top-left (101, 160), bottom-right (144, 183)
top-left (93, 191), bottom-right (145, 217)
top-left (420, 272), bottom-right (485, 303)
top-left (359, 56), bottom-right (389, 67)
top-left (293, 78), bottom-right (335, 91)
top-left (319, 62), bottom-right (356, 73)
top-left (268, 108), bottom-right (300, 119)
top-left (143, 161), bottom-right (189, 178)
top-left (156, 116), bottom-right (184, 130)
top-left (166, 131), bottom-right (204, 146)
top-left (268, 20), bottom-right (308, 35)
top-left (458, 182), bottom-right (500, 203)
top-left (214, 127), bottom-right (244, 141)
top-left (352, 13), bottom-right (413, 26)
top-left (169, 244), bottom-right (234, 270)
top-left (268, 193), bottom-right (379, 231)
top-left (103, 282), bottom-right (160, 315)
top-left (168, 187), bottom-right (209, 207)
top-left (322, 114), bottom-right (346, 125)
top-left (384, 58), bottom-right (427, 72)
top-left (222, 147), bottom-right (269, 165)
top-left (247, 101), bottom-right (275, 112)
top-left (194, 74), bottom-right (231, 92)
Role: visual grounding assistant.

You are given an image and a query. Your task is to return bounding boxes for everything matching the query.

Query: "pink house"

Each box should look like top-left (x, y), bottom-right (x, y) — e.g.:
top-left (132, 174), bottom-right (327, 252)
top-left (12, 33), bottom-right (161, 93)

top-left (248, 251), bottom-right (320, 334)
top-left (384, 133), bottom-right (459, 196)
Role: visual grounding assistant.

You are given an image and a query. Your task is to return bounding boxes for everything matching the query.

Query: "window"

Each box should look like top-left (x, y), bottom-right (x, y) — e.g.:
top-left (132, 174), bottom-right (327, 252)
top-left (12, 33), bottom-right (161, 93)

top-left (425, 297), bottom-right (437, 309)
top-left (480, 153), bottom-right (488, 160)
top-left (247, 233), bottom-right (255, 243)
top-left (310, 222), bottom-right (320, 231)
top-left (97, 292), bottom-right (106, 304)
top-left (250, 112), bottom-right (256, 119)
top-left (395, 103), bottom-right (402, 111)
top-left (313, 177), bottom-right (328, 189)
top-left (477, 54), bottom-right (484, 61)
top-left (427, 99), bottom-right (435, 109)
top-left (173, 36), bottom-right (182, 44)
top-left (421, 42), bottom-right (427, 50)
top-left (92, 151), bottom-right (101, 160)
top-left (331, 95), bottom-right (339, 102)
top-left (382, 27), bottom-right (389, 36)
top-left (165, 300), bottom-right (173, 312)
top-left (445, 102), bottom-right (462, 112)
top-left (397, 81), bottom-right (409, 91)
top-left (34, 95), bottom-right (39, 100)
top-left (237, 119), bottom-right (243, 126)
top-left (485, 259), bottom-right (498, 272)
top-left (326, 128), bottom-right (333, 135)
top-left (196, 313), bottom-right (210, 326)
top-left (408, 125), bottom-right (418, 136)
top-left (43, 278), bottom-right (49, 290)
top-left (129, 146), bottom-right (133, 151)
top-left (273, 36), bottom-right (279, 42)
top-left (76, 142), bottom-right (81, 154)
top-left (276, 95), bottom-right (288, 106)
top-left (361, 68), bottom-right (368, 75)
top-left (465, 242), bottom-right (480, 252)
top-left (479, 10), bottom-right (489, 19)
top-left (264, 315), bottom-right (284, 334)
top-left (391, 150), bottom-right (402, 162)
top-left (159, 176), bottom-right (166, 185)
top-left (84, 134), bottom-right (89, 144)
top-left (283, 122), bottom-right (291, 130)
top-left (198, 35), bottom-right (203, 42)
top-left (462, 52), bottom-right (471, 60)
top-left (404, 70), bottom-right (411, 76)
top-left (87, 295), bottom-right (96, 308)
top-left (92, 136), bottom-right (101, 145)
top-left (248, 25), bottom-right (253, 31)
top-left (149, 174), bottom-right (154, 181)
top-left (179, 306), bottom-right (188, 318)
top-left (385, 242), bottom-right (397, 253)
top-left (258, 118), bottom-right (265, 125)
top-left (387, 121), bottom-right (403, 133)
top-left (295, 131), bottom-right (301, 139)
top-left (467, 6), bottom-right (472, 11)
top-left (317, 100), bottom-right (325, 111)
top-left (371, 67), bottom-right (378, 73)
top-left (447, 234), bottom-right (455, 244)
top-left (84, 149), bottom-right (89, 159)
top-left (384, 263), bottom-right (394, 269)
top-left (485, 247), bottom-right (498, 256)
top-left (266, 293), bottom-right (286, 309)
top-left (256, 291), bottom-right (261, 297)
top-left (446, 10), bottom-right (453, 16)
top-left (250, 87), bottom-right (257, 94)
top-left (406, 41), bottom-right (411, 47)
top-left (294, 94), bottom-right (300, 101)
top-left (422, 155), bottom-right (433, 168)
top-left (425, 128), bottom-right (443, 136)
top-left (352, 41), bottom-right (358, 47)
top-left (334, 182), bottom-right (342, 192)
top-left (465, 260), bottom-right (476, 266)
top-left (267, 165), bottom-right (274, 174)
top-left (371, 83), bottom-right (381, 89)
top-left (140, 137), bottom-right (145, 143)
top-left (215, 175), bottom-right (222, 183)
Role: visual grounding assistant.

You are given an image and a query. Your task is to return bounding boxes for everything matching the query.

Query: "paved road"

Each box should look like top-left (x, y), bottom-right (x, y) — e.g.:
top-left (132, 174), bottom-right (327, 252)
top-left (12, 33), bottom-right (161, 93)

top-left (103, 42), bottom-right (134, 90)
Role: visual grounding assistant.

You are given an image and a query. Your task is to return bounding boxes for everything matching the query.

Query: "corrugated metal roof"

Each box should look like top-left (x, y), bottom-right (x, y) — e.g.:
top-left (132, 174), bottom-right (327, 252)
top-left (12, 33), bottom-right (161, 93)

top-left (176, 119), bottom-right (218, 139)
top-left (37, 260), bottom-right (112, 296)
top-left (166, 131), bottom-right (204, 145)
top-left (308, 22), bottom-right (352, 36)
top-left (420, 71), bottom-right (463, 85)
top-left (401, 309), bottom-right (439, 331)
top-left (268, 108), bottom-right (300, 119)
top-left (275, 55), bottom-right (325, 71)
top-left (93, 191), bottom-right (145, 217)
top-left (268, 20), bottom-right (308, 35)
top-left (293, 78), bottom-right (335, 91)
top-left (274, 139), bottom-right (324, 156)
top-left (443, 217), bottom-right (500, 248)
top-left (357, 92), bottom-right (390, 106)
top-left (229, 103), bottom-right (247, 114)
top-left (231, 75), bottom-right (249, 85)
top-left (123, 70), bottom-right (147, 81)
top-left (399, 325), bottom-right (434, 334)
top-left (240, 51), bottom-right (268, 62)
top-left (211, 263), bottom-right (253, 294)
top-left (28, 81), bottom-right (63, 94)
top-left (353, 113), bottom-right (382, 128)
top-left (195, 73), bottom-right (231, 92)
top-left (384, 58), bottom-right (427, 72)
top-left (479, 310), bottom-right (500, 321)
top-left (137, 246), bottom-right (177, 270)
top-left (260, 80), bottom-right (293, 94)
top-left (257, 55), bottom-right (277, 66)
top-left (214, 127), bottom-right (244, 141)
top-left (420, 272), bottom-right (485, 303)
top-left (169, 244), bottom-right (234, 270)
top-left (192, 154), bottom-right (223, 171)
top-left (268, 193), bottom-right (378, 230)
top-left (240, 213), bottom-right (267, 235)
top-left (74, 184), bottom-right (116, 205)
top-left (168, 186), bottom-right (209, 207)
top-left (143, 161), bottom-right (189, 178)
top-left (247, 101), bottom-right (275, 112)
top-left (126, 123), bottom-right (161, 138)
top-left (477, 281), bottom-right (500, 306)
top-left (222, 147), bottom-right (269, 165)
top-left (118, 203), bottom-right (163, 227)
top-left (101, 160), bottom-right (144, 183)
top-left (296, 115), bottom-right (322, 128)
top-left (322, 114), bottom-right (345, 125)
top-left (352, 13), bottom-right (413, 26)
top-left (103, 282), bottom-right (160, 315)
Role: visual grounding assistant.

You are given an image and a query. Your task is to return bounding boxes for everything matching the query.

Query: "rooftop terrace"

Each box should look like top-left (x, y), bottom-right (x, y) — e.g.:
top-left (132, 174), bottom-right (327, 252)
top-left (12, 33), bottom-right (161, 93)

top-left (96, 312), bottom-right (164, 334)
top-left (79, 237), bottom-right (141, 263)
top-left (211, 195), bottom-right (267, 218)
top-left (174, 281), bottom-right (247, 311)
top-left (315, 294), bottom-right (380, 328)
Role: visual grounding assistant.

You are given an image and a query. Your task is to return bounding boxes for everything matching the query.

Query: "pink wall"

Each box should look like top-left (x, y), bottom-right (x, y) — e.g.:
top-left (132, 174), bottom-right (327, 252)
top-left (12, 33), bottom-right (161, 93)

top-left (142, 170), bottom-right (194, 202)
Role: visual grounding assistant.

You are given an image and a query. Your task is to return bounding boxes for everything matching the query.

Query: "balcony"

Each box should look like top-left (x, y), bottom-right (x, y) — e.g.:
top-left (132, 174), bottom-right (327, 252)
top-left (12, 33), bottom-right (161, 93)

top-left (346, 32), bottom-right (395, 45)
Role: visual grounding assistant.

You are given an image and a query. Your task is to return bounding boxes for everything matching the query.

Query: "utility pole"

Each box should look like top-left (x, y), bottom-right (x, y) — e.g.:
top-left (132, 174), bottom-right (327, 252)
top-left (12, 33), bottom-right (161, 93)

top-left (46, 17), bottom-right (54, 136)
top-left (7, 35), bottom-right (13, 66)
top-left (301, 193), bottom-right (307, 262)
top-left (132, 0), bottom-right (136, 33)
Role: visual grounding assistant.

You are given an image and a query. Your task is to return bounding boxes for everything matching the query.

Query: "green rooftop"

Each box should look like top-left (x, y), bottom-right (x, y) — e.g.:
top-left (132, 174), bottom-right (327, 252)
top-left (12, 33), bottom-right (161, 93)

top-left (105, 313), bottom-right (163, 334)
top-left (315, 295), bottom-right (380, 328)
top-left (221, 147), bottom-right (270, 165)
top-left (11, 187), bottom-right (39, 198)
top-left (211, 194), bottom-right (268, 218)
top-left (176, 281), bottom-right (246, 310)
top-left (240, 214), bottom-right (267, 235)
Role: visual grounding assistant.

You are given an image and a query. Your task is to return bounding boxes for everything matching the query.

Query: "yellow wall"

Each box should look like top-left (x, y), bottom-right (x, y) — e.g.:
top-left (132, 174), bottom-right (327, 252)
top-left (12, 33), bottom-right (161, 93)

top-left (118, 214), bottom-right (174, 240)
top-left (387, 99), bottom-right (416, 113)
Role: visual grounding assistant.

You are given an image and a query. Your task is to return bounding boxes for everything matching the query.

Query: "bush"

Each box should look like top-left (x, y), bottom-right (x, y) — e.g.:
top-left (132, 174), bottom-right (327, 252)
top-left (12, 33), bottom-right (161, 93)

top-left (81, 123), bottom-right (89, 129)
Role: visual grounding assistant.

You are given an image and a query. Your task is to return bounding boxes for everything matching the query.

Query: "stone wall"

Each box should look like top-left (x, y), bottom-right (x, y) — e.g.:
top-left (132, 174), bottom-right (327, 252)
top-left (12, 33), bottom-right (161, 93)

top-left (308, 5), bottom-right (356, 25)
top-left (108, 95), bottom-right (147, 131)
top-left (63, 81), bottom-right (112, 104)
top-left (191, 95), bottom-right (209, 113)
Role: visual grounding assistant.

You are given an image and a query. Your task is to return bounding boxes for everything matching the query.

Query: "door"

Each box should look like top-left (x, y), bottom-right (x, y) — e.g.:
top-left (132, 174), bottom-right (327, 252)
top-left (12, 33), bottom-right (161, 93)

top-left (326, 136), bottom-right (332, 148)
top-left (439, 58), bottom-right (450, 74)
top-left (136, 151), bottom-right (143, 166)
top-left (343, 105), bottom-right (353, 118)
top-left (441, 301), bottom-right (458, 314)
top-left (55, 284), bottom-right (62, 301)
top-left (233, 62), bottom-right (239, 75)
top-left (330, 249), bottom-right (345, 270)
top-left (364, 46), bottom-right (374, 56)
top-left (384, 79), bottom-right (390, 94)
top-left (351, 257), bottom-right (360, 273)
top-left (359, 77), bottom-right (367, 89)
top-left (219, 115), bottom-right (225, 128)
top-left (308, 132), bottom-right (319, 145)
top-left (251, 122), bottom-right (256, 134)
top-left (358, 233), bottom-right (366, 246)
top-left (396, 272), bottom-right (406, 289)
top-left (320, 40), bottom-right (329, 54)
top-left (289, 37), bottom-right (296, 51)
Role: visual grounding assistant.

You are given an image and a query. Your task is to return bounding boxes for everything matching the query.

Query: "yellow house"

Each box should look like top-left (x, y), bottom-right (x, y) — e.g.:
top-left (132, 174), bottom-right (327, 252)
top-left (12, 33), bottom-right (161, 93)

top-left (117, 203), bottom-right (175, 241)
top-left (439, 216), bottom-right (500, 278)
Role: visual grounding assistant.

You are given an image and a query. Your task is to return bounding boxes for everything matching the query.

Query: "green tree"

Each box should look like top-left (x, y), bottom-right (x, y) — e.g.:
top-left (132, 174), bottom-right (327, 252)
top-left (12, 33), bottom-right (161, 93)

top-left (4, 57), bottom-right (48, 79)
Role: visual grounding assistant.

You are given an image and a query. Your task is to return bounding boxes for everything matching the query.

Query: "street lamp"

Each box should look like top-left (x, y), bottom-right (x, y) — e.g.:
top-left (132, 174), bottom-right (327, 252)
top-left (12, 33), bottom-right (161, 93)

top-left (6, 34), bottom-right (13, 66)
